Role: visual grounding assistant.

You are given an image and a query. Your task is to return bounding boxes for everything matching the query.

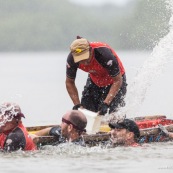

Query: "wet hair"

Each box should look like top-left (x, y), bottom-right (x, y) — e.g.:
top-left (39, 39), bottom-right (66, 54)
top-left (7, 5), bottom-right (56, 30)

top-left (68, 110), bottom-right (87, 133)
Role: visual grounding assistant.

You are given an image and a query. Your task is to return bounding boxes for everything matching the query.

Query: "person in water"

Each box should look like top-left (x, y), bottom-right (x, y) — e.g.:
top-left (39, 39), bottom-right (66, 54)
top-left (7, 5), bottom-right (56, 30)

top-left (0, 102), bottom-right (37, 152)
top-left (108, 118), bottom-right (140, 147)
top-left (34, 110), bottom-right (87, 146)
top-left (66, 36), bottom-right (127, 115)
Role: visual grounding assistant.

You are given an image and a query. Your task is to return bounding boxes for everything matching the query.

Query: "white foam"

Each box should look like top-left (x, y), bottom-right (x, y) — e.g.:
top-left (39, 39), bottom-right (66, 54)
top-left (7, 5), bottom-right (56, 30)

top-left (113, 0), bottom-right (173, 118)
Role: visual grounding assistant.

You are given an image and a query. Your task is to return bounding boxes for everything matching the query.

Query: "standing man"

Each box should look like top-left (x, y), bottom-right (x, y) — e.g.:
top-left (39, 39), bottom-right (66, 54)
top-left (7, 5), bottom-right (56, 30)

top-left (66, 36), bottom-right (127, 115)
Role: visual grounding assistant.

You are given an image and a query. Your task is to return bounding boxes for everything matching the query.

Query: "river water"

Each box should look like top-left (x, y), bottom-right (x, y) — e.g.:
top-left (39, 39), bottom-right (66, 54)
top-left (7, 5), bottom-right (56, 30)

top-left (1, 0), bottom-right (173, 171)
top-left (0, 141), bottom-right (173, 173)
top-left (0, 50), bottom-right (172, 125)
top-left (0, 50), bottom-right (173, 173)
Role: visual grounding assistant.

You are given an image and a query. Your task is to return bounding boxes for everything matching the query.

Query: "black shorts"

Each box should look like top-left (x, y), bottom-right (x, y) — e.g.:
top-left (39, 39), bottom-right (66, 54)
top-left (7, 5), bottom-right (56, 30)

top-left (81, 74), bottom-right (127, 113)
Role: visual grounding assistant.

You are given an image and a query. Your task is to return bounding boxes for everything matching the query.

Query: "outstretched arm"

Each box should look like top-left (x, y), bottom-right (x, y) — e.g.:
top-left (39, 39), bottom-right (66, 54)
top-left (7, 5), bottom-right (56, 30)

top-left (34, 127), bottom-right (52, 136)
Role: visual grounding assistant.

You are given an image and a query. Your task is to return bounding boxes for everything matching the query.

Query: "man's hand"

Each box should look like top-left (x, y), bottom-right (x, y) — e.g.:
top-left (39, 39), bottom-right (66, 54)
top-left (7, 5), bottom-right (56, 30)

top-left (98, 103), bottom-right (109, 115)
top-left (158, 124), bottom-right (169, 137)
top-left (72, 104), bottom-right (82, 110)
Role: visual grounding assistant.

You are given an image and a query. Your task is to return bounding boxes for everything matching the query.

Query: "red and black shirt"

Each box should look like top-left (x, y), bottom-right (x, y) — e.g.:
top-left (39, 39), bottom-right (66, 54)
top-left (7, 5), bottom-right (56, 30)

top-left (66, 42), bottom-right (125, 87)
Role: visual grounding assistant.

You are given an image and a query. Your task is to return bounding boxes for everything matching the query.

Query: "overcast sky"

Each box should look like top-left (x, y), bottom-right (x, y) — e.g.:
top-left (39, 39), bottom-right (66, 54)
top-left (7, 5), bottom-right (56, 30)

top-left (69, 0), bottom-right (132, 6)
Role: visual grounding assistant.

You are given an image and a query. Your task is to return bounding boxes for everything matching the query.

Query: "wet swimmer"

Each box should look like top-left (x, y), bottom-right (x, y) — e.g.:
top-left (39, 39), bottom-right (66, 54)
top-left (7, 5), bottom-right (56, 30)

top-left (108, 118), bottom-right (140, 147)
top-left (34, 110), bottom-right (87, 146)
top-left (0, 102), bottom-right (37, 152)
top-left (66, 36), bottom-right (127, 115)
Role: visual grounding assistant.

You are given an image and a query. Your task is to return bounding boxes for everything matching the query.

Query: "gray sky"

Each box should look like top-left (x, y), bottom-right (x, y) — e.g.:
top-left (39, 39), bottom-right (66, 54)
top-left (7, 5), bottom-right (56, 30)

top-left (69, 0), bottom-right (132, 6)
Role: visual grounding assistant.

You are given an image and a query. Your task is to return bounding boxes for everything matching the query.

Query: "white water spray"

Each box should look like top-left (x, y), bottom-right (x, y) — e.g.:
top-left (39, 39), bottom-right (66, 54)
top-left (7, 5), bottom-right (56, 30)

top-left (110, 0), bottom-right (173, 120)
top-left (0, 103), bottom-right (19, 127)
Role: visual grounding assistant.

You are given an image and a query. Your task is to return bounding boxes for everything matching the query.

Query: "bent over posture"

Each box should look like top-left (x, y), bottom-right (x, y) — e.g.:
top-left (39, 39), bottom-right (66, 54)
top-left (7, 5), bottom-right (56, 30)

top-left (66, 36), bottom-right (127, 115)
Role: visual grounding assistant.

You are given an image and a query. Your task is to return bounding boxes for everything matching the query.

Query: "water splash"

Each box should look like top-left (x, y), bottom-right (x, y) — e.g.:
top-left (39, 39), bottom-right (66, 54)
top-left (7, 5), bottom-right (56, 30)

top-left (0, 103), bottom-right (21, 127)
top-left (111, 0), bottom-right (173, 119)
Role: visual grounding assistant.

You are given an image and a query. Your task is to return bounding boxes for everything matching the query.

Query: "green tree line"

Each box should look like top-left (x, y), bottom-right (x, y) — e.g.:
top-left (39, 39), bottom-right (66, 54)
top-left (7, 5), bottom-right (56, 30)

top-left (0, 0), bottom-right (171, 51)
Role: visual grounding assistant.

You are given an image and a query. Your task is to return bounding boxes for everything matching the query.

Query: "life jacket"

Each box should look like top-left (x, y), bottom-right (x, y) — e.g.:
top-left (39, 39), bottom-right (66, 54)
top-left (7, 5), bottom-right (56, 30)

top-left (0, 122), bottom-right (37, 151)
top-left (79, 42), bottom-right (125, 87)
top-left (18, 122), bottom-right (37, 151)
top-left (0, 134), bottom-right (6, 150)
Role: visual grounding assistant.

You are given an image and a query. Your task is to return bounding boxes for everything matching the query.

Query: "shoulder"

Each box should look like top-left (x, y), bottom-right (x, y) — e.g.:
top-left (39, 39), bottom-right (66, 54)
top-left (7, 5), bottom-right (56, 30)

top-left (66, 53), bottom-right (79, 69)
top-left (49, 126), bottom-right (61, 137)
top-left (66, 52), bottom-right (79, 79)
top-left (67, 53), bottom-right (79, 66)
top-left (94, 47), bottom-right (118, 62)
top-left (95, 46), bottom-right (112, 54)
top-left (67, 52), bottom-right (73, 62)
top-left (4, 127), bottom-right (26, 152)
top-left (8, 127), bottom-right (25, 139)
top-left (94, 47), bottom-right (119, 68)
top-left (49, 126), bottom-right (66, 143)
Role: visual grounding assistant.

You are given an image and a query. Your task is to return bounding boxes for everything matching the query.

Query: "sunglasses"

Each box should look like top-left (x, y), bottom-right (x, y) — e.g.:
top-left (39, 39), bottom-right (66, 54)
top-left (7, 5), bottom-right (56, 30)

top-left (62, 118), bottom-right (86, 132)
